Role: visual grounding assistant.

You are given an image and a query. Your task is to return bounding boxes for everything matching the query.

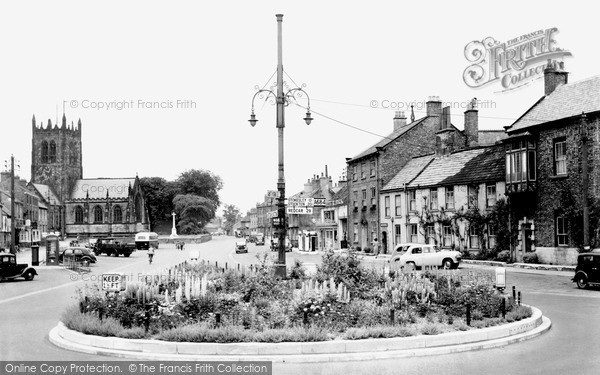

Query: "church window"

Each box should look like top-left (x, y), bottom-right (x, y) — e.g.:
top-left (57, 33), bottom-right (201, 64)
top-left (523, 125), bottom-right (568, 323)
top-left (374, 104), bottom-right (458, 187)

top-left (49, 141), bottom-right (57, 163)
top-left (41, 141), bottom-right (49, 163)
top-left (113, 206), bottom-right (123, 223)
top-left (93, 206), bottom-right (103, 223)
top-left (74, 206), bottom-right (84, 224)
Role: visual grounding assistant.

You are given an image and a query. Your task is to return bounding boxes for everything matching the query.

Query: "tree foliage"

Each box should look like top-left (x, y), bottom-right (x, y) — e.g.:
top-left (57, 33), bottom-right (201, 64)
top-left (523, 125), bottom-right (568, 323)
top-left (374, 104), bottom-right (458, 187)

top-left (176, 170), bottom-right (223, 210)
top-left (140, 177), bottom-right (178, 230)
top-left (173, 194), bottom-right (216, 234)
top-left (142, 169), bottom-right (223, 234)
top-left (222, 204), bottom-right (241, 235)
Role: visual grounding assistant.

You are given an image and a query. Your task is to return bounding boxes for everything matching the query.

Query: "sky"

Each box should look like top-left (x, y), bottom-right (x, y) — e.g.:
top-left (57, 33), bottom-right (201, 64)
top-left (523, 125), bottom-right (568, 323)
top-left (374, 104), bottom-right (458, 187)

top-left (0, 0), bottom-right (596, 215)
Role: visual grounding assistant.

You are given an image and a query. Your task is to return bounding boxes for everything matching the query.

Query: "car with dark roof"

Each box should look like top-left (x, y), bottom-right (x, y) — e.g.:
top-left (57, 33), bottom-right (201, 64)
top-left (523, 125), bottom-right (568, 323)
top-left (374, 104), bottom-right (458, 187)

top-left (573, 250), bottom-right (600, 289)
top-left (0, 253), bottom-right (37, 281)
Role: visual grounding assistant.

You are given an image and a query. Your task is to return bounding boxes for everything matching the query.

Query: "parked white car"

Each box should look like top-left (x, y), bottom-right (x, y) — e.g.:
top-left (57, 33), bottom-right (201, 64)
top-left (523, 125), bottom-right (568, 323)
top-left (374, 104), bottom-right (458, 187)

top-left (389, 243), bottom-right (461, 269)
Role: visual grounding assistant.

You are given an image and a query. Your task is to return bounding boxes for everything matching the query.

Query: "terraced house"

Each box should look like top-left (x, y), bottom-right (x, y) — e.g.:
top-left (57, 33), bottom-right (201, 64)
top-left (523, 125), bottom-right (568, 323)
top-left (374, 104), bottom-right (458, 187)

top-left (504, 60), bottom-right (600, 264)
top-left (346, 98), bottom-right (504, 253)
top-left (380, 145), bottom-right (505, 253)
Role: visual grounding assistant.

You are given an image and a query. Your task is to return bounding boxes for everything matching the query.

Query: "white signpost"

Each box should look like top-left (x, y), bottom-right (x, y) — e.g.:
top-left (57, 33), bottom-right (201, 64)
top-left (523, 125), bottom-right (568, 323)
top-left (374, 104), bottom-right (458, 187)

top-left (266, 190), bottom-right (279, 198)
top-left (288, 197), bottom-right (314, 207)
top-left (314, 197), bottom-right (326, 207)
top-left (286, 206), bottom-right (313, 215)
top-left (102, 273), bottom-right (126, 292)
top-left (266, 210), bottom-right (278, 218)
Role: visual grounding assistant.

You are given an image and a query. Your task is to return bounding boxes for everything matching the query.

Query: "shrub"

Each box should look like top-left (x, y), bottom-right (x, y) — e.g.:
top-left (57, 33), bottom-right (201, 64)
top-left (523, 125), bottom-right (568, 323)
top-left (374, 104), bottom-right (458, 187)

top-left (523, 252), bottom-right (539, 264)
top-left (156, 324), bottom-right (332, 343)
top-left (420, 322), bottom-right (441, 335)
top-left (363, 246), bottom-right (372, 254)
top-left (288, 259), bottom-right (306, 280)
top-left (506, 305), bottom-right (532, 321)
top-left (495, 250), bottom-right (511, 263)
top-left (343, 325), bottom-right (414, 340)
top-left (62, 305), bottom-right (131, 338)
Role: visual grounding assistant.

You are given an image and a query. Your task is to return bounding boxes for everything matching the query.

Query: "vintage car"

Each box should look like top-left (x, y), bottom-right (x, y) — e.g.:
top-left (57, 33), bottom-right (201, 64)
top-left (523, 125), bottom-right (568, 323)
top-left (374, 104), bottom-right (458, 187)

top-left (0, 253), bottom-right (37, 281)
top-left (60, 247), bottom-right (97, 264)
top-left (270, 238), bottom-right (292, 252)
top-left (573, 250), bottom-right (600, 289)
top-left (255, 234), bottom-right (265, 246)
top-left (389, 243), bottom-right (461, 269)
top-left (235, 240), bottom-right (248, 254)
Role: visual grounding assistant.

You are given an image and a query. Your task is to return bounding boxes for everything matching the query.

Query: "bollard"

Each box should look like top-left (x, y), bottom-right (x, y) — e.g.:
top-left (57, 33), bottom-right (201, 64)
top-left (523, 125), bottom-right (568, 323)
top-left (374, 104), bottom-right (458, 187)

top-left (517, 291), bottom-right (521, 306)
top-left (216, 261), bottom-right (218, 269)
top-left (501, 297), bottom-right (506, 319)
top-left (512, 286), bottom-right (516, 300)
top-left (98, 306), bottom-right (103, 321)
top-left (303, 311), bottom-right (309, 326)
top-left (237, 263), bottom-right (240, 271)
top-left (225, 262), bottom-right (228, 270)
top-left (390, 308), bottom-right (395, 325)
top-left (466, 304), bottom-right (471, 326)
top-left (216, 313), bottom-right (221, 327)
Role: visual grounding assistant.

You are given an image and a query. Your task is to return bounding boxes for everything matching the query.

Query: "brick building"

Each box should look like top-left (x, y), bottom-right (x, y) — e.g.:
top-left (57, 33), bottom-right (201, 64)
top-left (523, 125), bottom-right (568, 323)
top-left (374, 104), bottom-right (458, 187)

top-left (345, 98), bottom-right (504, 252)
top-left (504, 60), bottom-right (600, 264)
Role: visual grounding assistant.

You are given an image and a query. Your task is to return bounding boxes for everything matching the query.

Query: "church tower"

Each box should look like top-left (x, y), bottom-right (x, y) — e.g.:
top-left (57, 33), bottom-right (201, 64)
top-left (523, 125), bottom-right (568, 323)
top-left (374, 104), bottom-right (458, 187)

top-left (31, 113), bottom-right (83, 202)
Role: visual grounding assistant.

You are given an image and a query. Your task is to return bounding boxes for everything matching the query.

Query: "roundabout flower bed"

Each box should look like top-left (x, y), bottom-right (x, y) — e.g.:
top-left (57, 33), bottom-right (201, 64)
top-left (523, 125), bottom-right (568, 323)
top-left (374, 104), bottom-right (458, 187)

top-left (63, 253), bottom-right (532, 343)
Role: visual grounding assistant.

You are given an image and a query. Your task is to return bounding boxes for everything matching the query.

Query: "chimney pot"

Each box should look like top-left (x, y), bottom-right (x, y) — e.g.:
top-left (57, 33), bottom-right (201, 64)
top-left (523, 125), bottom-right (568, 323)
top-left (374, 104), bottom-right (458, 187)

top-left (464, 106), bottom-right (479, 148)
top-left (426, 97), bottom-right (442, 117)
top-left (544, 60), bottom-right (568, 96)
top-left (393, 110), bottom-right (407, 131)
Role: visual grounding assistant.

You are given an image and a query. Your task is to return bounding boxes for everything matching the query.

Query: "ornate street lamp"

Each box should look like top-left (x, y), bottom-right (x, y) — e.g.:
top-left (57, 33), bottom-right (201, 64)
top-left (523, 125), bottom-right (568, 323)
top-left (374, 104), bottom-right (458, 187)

top-left (248, 14), bottom-right (313, 278)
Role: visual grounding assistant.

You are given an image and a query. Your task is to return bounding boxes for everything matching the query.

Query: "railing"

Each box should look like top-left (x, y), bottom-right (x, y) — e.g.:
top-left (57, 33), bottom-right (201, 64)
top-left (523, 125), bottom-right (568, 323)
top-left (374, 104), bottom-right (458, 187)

top-left (62, 258), bottom-right (91, 274)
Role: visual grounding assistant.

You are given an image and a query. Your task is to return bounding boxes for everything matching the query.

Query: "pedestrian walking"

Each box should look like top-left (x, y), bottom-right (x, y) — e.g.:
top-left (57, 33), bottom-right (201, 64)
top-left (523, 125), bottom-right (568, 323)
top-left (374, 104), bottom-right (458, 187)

top-left (148, 246), bottom-right (155, 264)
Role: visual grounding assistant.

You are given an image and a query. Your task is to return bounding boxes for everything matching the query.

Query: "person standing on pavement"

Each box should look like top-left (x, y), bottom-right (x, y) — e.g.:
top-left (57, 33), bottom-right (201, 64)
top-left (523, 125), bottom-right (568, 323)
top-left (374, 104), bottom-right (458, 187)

top-left (372, 238), bottom-right (379, 257)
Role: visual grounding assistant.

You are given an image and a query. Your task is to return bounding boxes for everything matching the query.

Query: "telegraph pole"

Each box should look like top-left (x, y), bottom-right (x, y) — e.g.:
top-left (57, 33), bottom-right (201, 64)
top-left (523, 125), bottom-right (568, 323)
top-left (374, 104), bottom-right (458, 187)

top-left (10, 155), bottom-right (16, 254)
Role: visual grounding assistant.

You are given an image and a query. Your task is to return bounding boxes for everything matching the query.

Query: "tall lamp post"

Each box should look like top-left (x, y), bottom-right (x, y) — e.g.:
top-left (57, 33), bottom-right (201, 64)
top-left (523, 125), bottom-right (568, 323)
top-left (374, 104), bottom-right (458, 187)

top-left (249, 14), bottom-right (313, 278)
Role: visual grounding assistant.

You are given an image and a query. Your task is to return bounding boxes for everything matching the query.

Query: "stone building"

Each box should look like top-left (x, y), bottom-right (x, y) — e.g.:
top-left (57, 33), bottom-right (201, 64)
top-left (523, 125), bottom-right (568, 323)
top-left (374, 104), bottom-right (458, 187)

top-left (345, 98), bottom-right (504, 252)
top-left (64, 177), bottom-right (148, 238)
top-left (30, 114), bottom-right (148, 238)
top-left (504, 60), bottom-right (600, 264)
top-left (380, 144), bottom-right (505, 253)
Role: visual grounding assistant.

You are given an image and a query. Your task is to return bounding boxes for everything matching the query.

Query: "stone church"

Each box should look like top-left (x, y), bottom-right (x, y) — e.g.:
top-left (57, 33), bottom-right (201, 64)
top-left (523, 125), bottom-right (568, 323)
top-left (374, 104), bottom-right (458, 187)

top-left (30, 114), bottom-right (149, 238)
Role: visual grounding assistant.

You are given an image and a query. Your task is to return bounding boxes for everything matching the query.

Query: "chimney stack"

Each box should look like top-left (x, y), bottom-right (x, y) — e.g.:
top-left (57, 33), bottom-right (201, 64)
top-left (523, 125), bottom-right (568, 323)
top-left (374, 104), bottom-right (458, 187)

top-left (544, 60), bottom-right (568, 96)
top-left (440, 106), bottom-right (451, 130)
top-left (464, 99), bottom-right (479, 147)
top-left (426, 96), bottom-right (442, 117)
top-left (393, 111), bottom-right (407, 131)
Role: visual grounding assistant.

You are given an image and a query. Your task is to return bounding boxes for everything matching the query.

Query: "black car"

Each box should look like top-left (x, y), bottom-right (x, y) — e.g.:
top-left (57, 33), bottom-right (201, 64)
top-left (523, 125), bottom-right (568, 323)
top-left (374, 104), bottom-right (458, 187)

top-left (58, 247), bottom-right (98, 264)
top-left (573, 251), bottom-right (600, 289)
top-left (0, 253), bottom-right (37, 281)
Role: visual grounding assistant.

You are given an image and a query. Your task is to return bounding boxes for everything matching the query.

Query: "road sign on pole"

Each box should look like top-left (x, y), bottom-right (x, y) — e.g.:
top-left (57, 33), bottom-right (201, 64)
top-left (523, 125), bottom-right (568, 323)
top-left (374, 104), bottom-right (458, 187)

top-left (288, 197), bottom-right (314, 207)
top-left (314, 197), bottom-right (326, 207)
top-left (286, 206), bottom-right (313, 214)
top-left (266, 210), bottom-right (278, 218)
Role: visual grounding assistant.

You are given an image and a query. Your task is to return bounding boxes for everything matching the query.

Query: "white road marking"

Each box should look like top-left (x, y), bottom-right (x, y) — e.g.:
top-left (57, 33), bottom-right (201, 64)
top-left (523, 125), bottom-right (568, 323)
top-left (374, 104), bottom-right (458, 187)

top-left (0, 260), bottom-right (146, 305)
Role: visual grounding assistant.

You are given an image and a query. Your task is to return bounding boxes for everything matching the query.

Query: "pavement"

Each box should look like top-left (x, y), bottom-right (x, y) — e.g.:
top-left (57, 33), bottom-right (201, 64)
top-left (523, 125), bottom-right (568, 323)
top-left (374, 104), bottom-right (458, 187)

top-left (294, 249), bottom-right (576, 276)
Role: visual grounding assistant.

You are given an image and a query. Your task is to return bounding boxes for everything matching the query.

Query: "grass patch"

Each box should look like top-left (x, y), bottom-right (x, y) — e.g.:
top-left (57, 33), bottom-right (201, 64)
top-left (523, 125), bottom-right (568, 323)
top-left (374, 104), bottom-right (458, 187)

top-left (343, 325), bottom-right (414, 340)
